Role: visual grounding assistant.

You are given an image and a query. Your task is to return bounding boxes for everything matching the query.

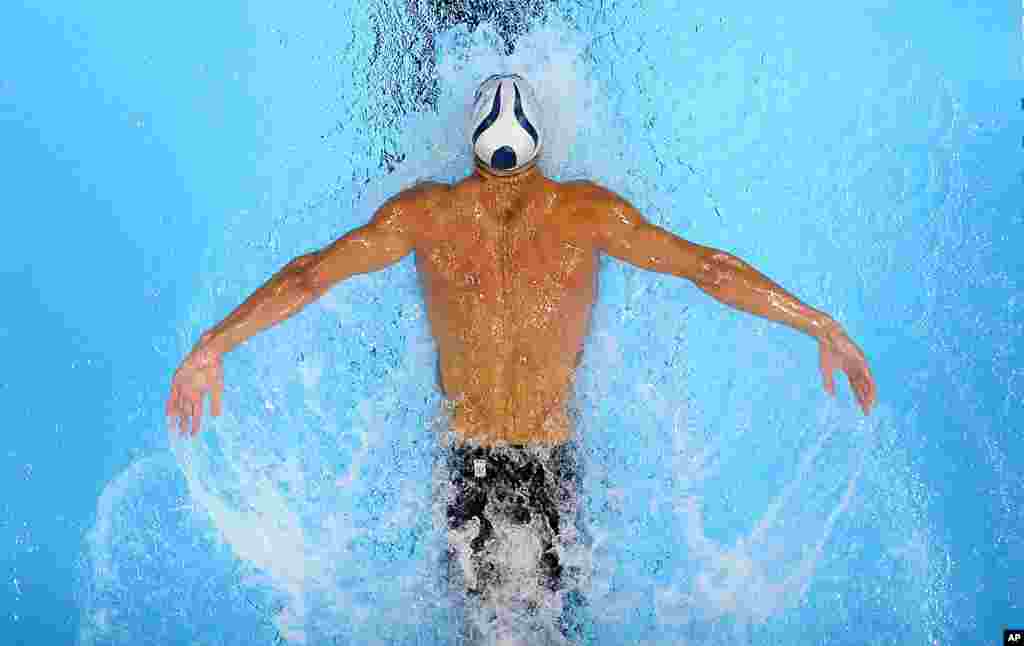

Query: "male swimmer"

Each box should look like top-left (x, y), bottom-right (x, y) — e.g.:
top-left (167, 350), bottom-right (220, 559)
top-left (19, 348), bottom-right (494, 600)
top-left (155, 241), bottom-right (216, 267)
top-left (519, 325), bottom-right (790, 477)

top-left (167, 74), bottom-right (877, 640)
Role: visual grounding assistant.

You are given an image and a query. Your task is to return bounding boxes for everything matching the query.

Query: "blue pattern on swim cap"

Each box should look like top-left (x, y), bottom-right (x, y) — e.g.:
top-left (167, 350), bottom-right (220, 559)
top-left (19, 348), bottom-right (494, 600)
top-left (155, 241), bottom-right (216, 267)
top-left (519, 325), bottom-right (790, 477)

top-left (512, 83), bottom-right (539, 145)
top-left (472, 83), bottom-right (502, 145)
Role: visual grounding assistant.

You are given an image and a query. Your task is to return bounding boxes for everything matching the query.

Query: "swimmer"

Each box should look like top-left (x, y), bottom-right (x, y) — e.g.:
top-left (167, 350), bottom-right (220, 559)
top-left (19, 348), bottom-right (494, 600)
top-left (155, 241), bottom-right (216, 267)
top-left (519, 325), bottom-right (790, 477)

top-left (167, 73), bottom-right (877, 641)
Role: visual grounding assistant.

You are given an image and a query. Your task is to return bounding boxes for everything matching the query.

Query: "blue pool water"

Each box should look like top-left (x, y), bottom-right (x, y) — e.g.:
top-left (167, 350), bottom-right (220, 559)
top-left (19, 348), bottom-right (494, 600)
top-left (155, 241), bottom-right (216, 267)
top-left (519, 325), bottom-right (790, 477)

top-left (2, 1), bottom-right (1022, 644)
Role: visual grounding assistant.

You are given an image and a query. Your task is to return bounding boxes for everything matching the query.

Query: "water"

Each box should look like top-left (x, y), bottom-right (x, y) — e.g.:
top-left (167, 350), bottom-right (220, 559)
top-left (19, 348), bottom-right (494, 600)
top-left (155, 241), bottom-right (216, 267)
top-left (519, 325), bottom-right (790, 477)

top-left (1, 1), bottom-right (1021, 644)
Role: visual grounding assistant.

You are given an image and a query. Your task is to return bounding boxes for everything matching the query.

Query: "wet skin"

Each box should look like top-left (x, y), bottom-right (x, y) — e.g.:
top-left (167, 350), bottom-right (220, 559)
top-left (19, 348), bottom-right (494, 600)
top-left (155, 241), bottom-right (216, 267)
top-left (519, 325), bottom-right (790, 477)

top-left (168, 161), bottom-right (877, 442)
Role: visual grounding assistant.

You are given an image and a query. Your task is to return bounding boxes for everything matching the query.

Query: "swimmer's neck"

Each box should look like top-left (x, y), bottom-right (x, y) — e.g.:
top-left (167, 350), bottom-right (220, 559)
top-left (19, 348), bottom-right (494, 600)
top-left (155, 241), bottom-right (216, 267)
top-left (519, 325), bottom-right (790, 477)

top-left (472, 159), bottom-right (544, 184)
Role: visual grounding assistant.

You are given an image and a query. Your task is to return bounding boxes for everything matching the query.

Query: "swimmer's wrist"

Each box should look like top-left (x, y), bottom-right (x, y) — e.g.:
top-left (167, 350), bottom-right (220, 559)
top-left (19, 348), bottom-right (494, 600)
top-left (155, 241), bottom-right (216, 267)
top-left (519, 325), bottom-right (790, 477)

top-left (813, 315), bottom-right (842, 341)
top-left (196, 329), bottom-right (227, 357)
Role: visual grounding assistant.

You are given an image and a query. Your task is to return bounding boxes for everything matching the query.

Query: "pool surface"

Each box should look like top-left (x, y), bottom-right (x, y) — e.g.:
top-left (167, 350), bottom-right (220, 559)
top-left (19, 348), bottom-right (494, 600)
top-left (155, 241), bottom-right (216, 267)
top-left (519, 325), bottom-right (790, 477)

top-left (1, 1), bottom-right (1022, 644)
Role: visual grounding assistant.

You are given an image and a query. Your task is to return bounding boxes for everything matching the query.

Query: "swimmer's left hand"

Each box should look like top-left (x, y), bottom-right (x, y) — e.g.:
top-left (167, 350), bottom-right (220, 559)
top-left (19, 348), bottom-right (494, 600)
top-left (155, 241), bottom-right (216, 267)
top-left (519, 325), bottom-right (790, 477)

top-left (167, 342), bottom-right (224, 438)
top-left (818, 323), bottom-right (876, 416)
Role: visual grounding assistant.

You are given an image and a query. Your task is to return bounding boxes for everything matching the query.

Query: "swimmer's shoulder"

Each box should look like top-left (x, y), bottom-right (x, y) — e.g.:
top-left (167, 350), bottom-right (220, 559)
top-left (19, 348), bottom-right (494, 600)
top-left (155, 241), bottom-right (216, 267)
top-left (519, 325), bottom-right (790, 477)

top-left (382, 179), bottom-right (451, 222)
top-left (556, 179), bottom-right (633, 230)
top-left (392, 178), bottom-right (498, 245)
top-left (392, 179), bottom-right (451, 206)
top-left (558, 179), bottom-right (619, 205)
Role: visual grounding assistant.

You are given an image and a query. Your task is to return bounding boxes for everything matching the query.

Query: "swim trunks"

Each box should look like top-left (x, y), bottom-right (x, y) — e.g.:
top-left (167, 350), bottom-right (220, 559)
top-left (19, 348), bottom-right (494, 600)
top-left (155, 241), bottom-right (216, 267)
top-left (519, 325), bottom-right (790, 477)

top-left (443, 441), bottom-right (581, 595)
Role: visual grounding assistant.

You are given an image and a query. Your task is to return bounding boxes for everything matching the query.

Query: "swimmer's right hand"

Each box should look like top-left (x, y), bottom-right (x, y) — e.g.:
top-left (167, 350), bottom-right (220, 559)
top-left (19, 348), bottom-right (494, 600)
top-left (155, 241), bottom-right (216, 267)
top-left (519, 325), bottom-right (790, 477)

top-left (166, 339), bottom-right (224, 438)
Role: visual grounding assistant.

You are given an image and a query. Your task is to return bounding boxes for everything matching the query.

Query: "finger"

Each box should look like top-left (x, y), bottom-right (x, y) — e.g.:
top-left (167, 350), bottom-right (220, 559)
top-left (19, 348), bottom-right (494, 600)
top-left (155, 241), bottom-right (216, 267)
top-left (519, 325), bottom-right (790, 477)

top-left (212, 376), bottom-right (223, 418)
top-left (191, 397), bottom-right (201, 437)
top-left (177, 390), bottom-right (191, 435)
top-left (176, 392), bottom-right (189, 435)
top-left (858, 361), bottom-right (874, 402)
top-left (181, 396), bottom-right (193, 437)
top-left (169, 389), bottom-right (182, 435)
top-left (855, 371), bottom-right (872, 409)
top-left (820, 350), bottom-right (835, 396)
top-left (170, 385), bottom-right (184, 422)
top-left (166, 384), bottom-right (177, 417)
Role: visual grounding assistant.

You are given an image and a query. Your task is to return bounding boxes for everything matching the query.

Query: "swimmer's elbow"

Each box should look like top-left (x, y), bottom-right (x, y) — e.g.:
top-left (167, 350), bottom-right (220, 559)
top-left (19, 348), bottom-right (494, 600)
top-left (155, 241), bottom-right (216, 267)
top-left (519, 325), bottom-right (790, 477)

top-left (303, 248), bottom-right (345, 300)
top-left (289, 253), bottom-right (325, 300)
top-left (304, 222), bottom-right (415, 298)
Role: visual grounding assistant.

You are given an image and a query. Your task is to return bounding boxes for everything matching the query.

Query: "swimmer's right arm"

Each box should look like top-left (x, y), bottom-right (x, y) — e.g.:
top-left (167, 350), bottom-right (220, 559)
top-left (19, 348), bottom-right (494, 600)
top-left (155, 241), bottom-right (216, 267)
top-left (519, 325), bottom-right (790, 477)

top-left (202, 183), bottom-right (435, 356)
top-left (167, 182), bottom-right (441, 436)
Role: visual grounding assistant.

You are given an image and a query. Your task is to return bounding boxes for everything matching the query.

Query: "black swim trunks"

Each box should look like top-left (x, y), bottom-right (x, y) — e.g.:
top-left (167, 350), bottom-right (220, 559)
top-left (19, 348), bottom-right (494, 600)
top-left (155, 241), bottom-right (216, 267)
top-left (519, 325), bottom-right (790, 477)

top-left (443, 441), bottom-right (581, 595)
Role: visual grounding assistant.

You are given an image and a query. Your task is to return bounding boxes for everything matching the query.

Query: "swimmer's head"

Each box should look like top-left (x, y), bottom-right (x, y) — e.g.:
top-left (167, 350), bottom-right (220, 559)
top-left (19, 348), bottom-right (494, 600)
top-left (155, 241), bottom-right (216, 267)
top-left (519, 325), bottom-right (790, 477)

top-left (470, 73), bottom-right (543, 175)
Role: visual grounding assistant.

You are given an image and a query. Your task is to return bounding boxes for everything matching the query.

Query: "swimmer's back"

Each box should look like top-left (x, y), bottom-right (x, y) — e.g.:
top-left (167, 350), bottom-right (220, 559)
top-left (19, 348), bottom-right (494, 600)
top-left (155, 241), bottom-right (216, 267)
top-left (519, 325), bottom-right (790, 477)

top-left (412, 172), bottom-right (608, 446)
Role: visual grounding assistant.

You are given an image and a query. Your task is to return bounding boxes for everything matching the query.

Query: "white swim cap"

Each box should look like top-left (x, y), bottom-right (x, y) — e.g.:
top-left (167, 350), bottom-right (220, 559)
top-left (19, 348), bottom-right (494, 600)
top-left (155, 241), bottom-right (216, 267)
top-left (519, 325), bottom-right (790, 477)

top-left (470, 74), bottom-right (543, 174)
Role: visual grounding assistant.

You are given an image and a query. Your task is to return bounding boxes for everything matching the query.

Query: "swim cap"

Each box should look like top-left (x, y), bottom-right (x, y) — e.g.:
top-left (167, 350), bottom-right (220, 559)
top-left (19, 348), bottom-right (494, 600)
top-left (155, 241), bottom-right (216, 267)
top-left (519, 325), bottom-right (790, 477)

top-left (470, 74), bottom-right (543, 174)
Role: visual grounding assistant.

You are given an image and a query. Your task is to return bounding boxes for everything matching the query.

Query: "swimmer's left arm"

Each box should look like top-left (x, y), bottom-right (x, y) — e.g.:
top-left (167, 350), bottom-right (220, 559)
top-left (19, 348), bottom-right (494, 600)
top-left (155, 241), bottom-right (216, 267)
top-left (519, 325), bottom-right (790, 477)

top-left (583, 183), bottom-right (834, 336)
top-left (585, 182), bottom-right (876, 415)
top-left (582, 183), bottom-right (710, 287)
